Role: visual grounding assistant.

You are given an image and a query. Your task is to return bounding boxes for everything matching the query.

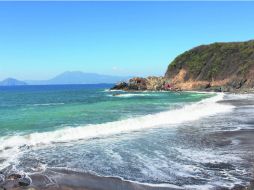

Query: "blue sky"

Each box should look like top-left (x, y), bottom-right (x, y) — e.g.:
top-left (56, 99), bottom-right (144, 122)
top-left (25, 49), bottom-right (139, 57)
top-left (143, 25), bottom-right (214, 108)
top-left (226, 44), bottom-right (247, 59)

top-left (0, 2), bottom-right (254, 80)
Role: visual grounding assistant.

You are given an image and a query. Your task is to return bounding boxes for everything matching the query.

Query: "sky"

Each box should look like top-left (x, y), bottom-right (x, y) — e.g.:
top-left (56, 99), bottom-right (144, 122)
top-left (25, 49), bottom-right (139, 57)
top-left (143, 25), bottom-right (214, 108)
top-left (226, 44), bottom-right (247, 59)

top-left (0, 2), bottom-right (254, 80)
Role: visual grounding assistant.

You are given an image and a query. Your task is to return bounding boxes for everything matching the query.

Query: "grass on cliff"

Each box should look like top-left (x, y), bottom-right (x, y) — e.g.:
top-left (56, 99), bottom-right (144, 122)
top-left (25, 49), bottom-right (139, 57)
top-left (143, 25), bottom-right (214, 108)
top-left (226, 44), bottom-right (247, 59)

top-left (168, 40), bottom-right (254, 80)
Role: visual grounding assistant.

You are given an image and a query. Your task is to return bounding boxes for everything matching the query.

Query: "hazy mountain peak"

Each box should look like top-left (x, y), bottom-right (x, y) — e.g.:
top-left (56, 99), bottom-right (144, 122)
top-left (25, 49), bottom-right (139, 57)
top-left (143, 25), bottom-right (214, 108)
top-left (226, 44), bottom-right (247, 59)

top-left (48, 71), bottom-right (130, 85)
top-left (0, 78), bottom-right (27, 86)
top-left (25, 71), bottom-right (131, 85)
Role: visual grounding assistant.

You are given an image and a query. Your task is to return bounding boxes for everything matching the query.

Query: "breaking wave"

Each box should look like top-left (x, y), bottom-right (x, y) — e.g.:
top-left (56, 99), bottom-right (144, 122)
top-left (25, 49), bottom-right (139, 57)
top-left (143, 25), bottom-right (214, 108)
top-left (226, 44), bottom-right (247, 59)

top-left (109, 93), bottom-right (156, 98)
top-left (0, 93), bottom-right (233, 170)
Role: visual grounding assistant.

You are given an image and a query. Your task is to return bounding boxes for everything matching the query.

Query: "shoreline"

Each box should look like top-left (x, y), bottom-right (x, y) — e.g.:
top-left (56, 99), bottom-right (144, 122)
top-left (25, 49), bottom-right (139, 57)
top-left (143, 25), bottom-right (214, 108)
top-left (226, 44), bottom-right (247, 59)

top-left (2, 167), bottom-right (253, 190)
top-left (22, 168), bottom-right (183, 190)
top-left (1, 93), bottom-right (254, 190)
top-left (110, 76), bottom-right (254, 94)
top-left (109, 88), bottom-right (254, 94)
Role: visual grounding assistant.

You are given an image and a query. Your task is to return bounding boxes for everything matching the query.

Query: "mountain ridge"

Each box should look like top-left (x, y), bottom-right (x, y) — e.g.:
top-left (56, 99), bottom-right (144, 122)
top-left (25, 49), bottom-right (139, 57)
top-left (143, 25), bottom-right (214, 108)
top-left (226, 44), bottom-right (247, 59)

top-left (0, 78), bottom-right (27, 86)
top-left (1, 72), bottom-right (131, 86)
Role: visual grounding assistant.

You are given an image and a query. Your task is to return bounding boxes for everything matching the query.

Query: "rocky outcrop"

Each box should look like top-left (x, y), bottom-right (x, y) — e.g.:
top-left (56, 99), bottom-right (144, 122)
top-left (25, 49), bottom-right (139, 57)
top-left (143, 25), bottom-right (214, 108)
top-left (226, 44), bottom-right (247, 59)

top-left (165, 40), bottom-right (254, 92)
top-left (111, 77), bottom-right (176, 91)
top-left (111, 40), bottom-right (254, 92)
top-left (146, 76), bottom-right (167, 90)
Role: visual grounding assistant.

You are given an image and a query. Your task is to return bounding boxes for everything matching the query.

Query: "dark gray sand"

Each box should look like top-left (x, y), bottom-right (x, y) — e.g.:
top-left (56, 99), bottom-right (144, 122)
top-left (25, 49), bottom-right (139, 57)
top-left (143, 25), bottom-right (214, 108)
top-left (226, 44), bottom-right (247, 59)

top-left (1, 168), bottom-right (181, 190)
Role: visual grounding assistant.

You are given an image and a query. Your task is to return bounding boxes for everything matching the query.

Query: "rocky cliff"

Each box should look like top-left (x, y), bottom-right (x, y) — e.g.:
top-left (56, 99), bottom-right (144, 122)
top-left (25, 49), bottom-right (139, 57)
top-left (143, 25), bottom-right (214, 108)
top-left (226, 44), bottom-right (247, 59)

top-left (112, 40), bottom-right (254, 92)
top-left (165, 40), bottom-right (254, 92)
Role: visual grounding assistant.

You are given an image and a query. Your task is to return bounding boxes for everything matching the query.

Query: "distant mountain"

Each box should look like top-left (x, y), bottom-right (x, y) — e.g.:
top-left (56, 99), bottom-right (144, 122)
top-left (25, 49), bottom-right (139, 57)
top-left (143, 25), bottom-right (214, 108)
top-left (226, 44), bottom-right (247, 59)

top-left (0, 78), bottom-right (27, 86)
top-left (26, 71), bottom-right (131, 85)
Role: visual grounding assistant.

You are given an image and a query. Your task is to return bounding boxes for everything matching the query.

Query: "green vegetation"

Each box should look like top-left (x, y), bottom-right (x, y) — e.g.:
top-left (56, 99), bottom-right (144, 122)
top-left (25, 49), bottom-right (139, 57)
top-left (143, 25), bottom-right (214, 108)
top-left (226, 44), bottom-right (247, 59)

top-left (166, 40), bottom-right (254, 81)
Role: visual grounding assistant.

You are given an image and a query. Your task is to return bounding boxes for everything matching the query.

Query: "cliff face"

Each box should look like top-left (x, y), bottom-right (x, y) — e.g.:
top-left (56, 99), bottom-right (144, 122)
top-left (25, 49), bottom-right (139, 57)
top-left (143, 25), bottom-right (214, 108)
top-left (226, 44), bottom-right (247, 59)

top-left (165, 40), bottom-right (254, 91)
top-left (112, 40), bottom-right (254, 92)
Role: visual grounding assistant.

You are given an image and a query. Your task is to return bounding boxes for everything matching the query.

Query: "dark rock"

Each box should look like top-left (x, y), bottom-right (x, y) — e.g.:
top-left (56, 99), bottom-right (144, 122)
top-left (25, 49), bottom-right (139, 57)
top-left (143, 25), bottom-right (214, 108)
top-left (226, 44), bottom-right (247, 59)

top-left (111, 82), bottom-right (128, 90)
top-left (208, 86), bottom-right (222, 92)
top-left (7, 173), bottom-right (22, 180)
top-left (18, 176), bottom-right (32, 186)
top-left (204, 83), bottom-right (211, 89)
top-left (235, 79), bottom-right (248, 89)
top-left (128, 83), bottom-right (139, 90)
top-left (231, 80), bottom-right (244, 89)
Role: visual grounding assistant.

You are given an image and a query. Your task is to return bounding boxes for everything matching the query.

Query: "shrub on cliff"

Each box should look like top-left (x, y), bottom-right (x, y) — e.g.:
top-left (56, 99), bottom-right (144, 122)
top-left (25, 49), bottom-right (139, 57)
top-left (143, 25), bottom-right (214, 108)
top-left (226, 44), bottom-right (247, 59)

top-left (165, 40), bottom-right (254, 90)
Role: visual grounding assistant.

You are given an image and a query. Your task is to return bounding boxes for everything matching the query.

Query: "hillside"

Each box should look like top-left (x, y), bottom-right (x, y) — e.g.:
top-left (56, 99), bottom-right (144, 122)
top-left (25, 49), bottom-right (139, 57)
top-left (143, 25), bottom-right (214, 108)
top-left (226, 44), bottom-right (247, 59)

top-left (165, 40), bottom-right (254, 91)
top-left (112, 40), bottom-right (254, 92)
top-left (0, 78), bottom-right (27, 86)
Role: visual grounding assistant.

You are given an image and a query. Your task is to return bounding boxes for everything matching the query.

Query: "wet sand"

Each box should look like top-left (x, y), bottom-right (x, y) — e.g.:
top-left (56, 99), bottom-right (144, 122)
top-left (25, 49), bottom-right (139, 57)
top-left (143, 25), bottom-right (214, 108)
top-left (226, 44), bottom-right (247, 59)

top-left (4, 167), bottom-right (253, 190)
top-left (2, 168), bottom-right (182, 190)
top-left (216, 96), bottom-right (254, 190)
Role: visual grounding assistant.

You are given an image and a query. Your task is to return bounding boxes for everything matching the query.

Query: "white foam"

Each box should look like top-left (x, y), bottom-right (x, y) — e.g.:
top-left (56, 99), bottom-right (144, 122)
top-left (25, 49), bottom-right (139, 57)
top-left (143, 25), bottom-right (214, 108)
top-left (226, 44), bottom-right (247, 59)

top-left (175, 147), bottom-right (242, 163)
top-left (110, 93), bottom-right (155, 98)
top-left (106, 89), bottom-right (124, 92)
top-left (0, 93), bottom-right (233, 170)
top-left (32, 103), bottom-right (65, 106)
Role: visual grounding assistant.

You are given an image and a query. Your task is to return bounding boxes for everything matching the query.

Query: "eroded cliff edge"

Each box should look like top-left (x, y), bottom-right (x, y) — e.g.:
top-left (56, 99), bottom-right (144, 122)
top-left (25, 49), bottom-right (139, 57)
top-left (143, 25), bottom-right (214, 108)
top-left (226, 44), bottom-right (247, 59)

top-left (112, 40), bottom-right (254, 92)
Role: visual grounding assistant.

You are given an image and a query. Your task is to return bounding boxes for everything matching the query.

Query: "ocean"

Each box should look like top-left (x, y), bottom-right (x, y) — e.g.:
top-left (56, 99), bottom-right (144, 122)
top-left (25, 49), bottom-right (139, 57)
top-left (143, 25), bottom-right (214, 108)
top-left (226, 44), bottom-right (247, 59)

top-left (0, 84), bottom-right (253, 189)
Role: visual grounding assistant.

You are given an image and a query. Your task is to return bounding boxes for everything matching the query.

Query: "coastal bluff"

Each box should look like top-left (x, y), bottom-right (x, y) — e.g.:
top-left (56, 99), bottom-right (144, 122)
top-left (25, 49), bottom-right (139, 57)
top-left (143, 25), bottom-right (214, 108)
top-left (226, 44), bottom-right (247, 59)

top-left (112, 40), bottom-right (254, 92)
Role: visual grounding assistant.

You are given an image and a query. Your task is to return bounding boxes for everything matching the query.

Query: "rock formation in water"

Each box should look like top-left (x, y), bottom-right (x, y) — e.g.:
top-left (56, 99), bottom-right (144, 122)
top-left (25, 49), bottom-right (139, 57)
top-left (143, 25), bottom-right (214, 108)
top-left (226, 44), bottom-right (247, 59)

top-left (111, 77), bottom-right (170, 91)
top-left (112, 40), bottom-right (254, 92)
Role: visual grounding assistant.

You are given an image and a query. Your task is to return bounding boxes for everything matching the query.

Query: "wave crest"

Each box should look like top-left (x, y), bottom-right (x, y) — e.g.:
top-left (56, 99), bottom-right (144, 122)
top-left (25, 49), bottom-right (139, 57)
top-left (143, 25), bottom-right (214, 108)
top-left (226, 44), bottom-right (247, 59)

top-left (0, 93), bottom-right (233, 170)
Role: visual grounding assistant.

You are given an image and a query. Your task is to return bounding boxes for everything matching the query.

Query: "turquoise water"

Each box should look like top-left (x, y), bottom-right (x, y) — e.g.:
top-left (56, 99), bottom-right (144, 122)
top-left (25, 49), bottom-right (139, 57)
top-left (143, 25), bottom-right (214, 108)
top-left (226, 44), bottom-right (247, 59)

top-left (3, 85), bottom-right (253, 189)
top-left (0, 85), bottom-right (212, 136)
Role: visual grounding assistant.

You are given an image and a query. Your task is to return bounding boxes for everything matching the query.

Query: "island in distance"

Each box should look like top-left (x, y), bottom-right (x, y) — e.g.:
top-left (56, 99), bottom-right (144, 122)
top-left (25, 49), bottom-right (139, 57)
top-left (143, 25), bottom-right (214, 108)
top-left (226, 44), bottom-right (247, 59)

top-left (0, 71), bottom-right (131, 86)
top-left (0, 78), bottom-right (27, 86)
